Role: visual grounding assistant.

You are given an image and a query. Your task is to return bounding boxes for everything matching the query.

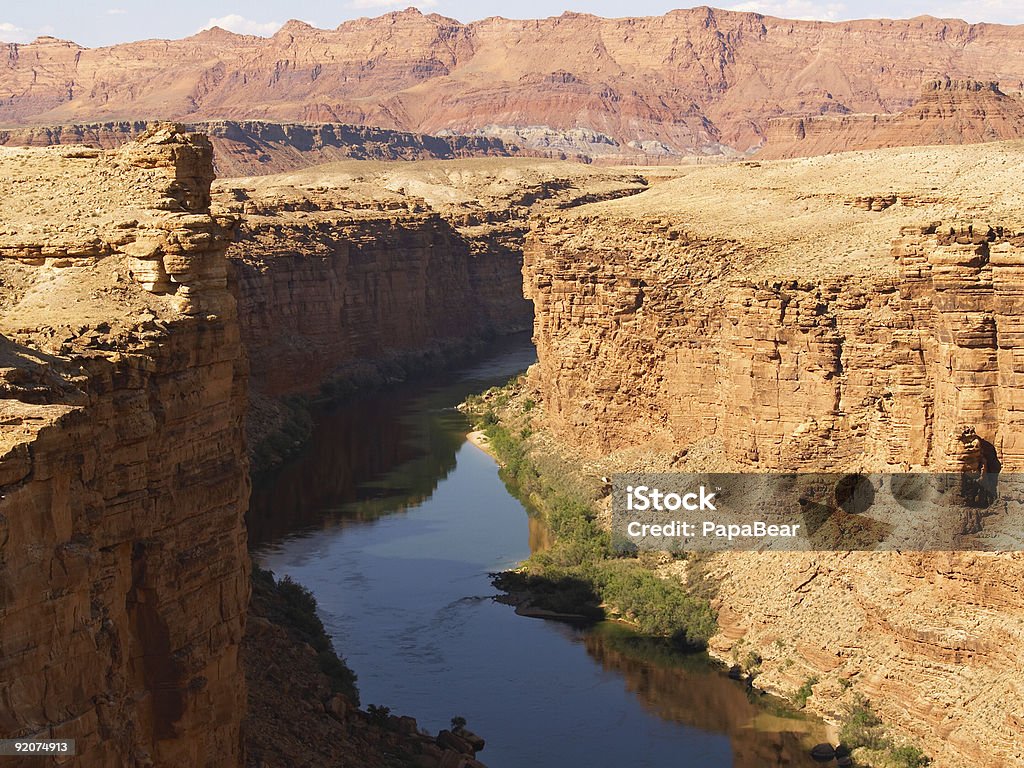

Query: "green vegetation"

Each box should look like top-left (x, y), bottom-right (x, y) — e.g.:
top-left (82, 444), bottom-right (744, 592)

top-left (792, 675), bottom-right (818, 708)
top-left (493, 570), bottom-right (605, 620)
top-left (840, 694), bottom-right (886, 750)
top-left (743, 650), bottom-right (763, 676)
top-left (366, 704), bottom-right (391, 725)
top-left (466, 382), bottom-right (717, 650)
top-left (888, 745), bottom-right (932, 768)
top-left (251, 565), bottom-right (360, 704)
top-left (450, 716), bottom-right (468, 731)
top-left (838, 694), bottom-right (932, 767)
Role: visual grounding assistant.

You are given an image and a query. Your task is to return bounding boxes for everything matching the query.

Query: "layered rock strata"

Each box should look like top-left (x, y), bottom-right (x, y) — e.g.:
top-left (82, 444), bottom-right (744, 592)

top-left (521, 140), bottom-right (1024, 767)
top-left (760, 79), bottom-right (1024, 159)
top-left (0, 127), bottom-right (249, 766)
top-left (0, 120), bottom-right (520, 177)
top-left (5, 10), bottom-right (1024, 158)
top-left (215, 160), bottom-right (647, 457)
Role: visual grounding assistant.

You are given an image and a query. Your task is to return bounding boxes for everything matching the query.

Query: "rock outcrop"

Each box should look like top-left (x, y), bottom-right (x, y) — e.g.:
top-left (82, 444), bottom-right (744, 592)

top-left (0, 120), bottom-right (521, 177)
top-left (521, 140), bottom-right (1024, 767)
top-left (215, 160), bottom-right (647, 459)
top-left (0, 127), bottom-right (249, 766)
top-left (4, 9), bottom-right (1024, 158)
top-left (760, 79), bottom-right (1024, 159)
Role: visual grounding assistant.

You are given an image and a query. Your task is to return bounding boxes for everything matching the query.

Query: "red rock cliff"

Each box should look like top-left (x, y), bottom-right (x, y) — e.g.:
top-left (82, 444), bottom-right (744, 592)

top-left (5, 10), bottom-right (1024, 158)
top-left (213, 160), bottom-right (646, 459)
top-left (759, 78), bottom-right (1024, 159)
top-left (521, 140), bottom-right (1024, 767)
top-left (0, 127), bottom-right (249, 767)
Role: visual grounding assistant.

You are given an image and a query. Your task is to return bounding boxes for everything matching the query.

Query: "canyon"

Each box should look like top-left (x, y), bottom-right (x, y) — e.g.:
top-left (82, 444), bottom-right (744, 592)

top-left (4, 9), bottom-right (1024, 159)
top-left (0, 126), bottom-right (646, 766)
top-left (520, 139), bottom-right (1024, 767)
top-left (2, 97), bottom-right (1024, 767)
top-left (216, 157), bottom-right (645, 464)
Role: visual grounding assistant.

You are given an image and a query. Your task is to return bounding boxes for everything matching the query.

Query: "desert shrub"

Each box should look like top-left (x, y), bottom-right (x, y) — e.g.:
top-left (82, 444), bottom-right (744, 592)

top-left (743, 650), bottom-right (763, 675)
top-left (793, 676), bottom-right (818, 708)
top-left (366, 704), bottom-right (391, 725)
top-left (251, 566), bottom-right (359, 703)
top-left (591, 563), bottom-right (716, 647)
top-left (840, 694), bottom-right (887, 750)
top-left (889, 745), bottom-right (932, 768)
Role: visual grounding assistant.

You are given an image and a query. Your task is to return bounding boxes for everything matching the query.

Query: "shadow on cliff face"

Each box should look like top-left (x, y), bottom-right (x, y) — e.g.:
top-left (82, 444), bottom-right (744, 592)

top-left (0, 334), bottom-right (86, 405)
top-left (128, 541), bottom-right (186, 739)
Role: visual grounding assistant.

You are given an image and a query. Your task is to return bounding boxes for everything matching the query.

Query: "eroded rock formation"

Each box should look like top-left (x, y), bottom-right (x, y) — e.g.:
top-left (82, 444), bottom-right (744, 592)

top-left (0, 127), bottom-right (249, 766)
top-left (521, 140), bottom-right (1024, 767)
top-left (760, 79), bottom-right (1024, 159)
top-left (5, 9), bottom-right (1024, 158)
top-left (0, 120), bottom-right (521, 177)
top-left (216, 160), bottom-right (646, 458)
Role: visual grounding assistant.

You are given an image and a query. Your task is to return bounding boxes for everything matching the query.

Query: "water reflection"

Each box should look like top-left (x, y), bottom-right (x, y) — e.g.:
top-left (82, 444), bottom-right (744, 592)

top-left (582, 624), bottom-right (827, 767)
top-left (250, 334), bottom-right (830, 767)
top-left (248, 334), bottom-right (537, 545)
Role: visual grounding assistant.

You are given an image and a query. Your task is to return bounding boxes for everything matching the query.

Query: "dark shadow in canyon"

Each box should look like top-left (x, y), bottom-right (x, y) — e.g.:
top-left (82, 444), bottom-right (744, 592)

top-left (247, 332), bottom-right (536, 547)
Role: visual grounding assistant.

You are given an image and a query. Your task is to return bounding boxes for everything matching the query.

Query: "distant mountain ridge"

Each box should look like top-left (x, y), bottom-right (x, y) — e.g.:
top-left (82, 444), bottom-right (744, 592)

top-left (3, 7), bottom-right (1024, 159)
top-left (0, 120), bottom-right (521, 176)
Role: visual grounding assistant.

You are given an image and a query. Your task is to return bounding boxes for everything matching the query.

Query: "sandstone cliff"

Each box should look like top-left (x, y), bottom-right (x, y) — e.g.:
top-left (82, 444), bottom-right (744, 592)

top-left (4, 9), bottom-right (1024, 158)
top-left (521, 140), bottom-right (1024, 767)
top-left (760, 78), bottom-right (1024, 159)
top-left (0, 128), bottom-right (249, 765)
top-left (0, 120), bottom-right (521, 177)
top-left (215, 159), bottom-right (646, 460)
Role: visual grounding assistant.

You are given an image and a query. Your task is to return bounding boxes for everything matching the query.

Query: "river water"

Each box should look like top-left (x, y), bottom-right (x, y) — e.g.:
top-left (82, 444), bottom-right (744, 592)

top-left (250, 334), bottom-right (827, 767)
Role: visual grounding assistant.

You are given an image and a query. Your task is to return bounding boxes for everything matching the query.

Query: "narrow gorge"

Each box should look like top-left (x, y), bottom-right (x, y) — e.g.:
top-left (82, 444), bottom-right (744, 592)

top-left (0, 126), bottom-right (647, 766)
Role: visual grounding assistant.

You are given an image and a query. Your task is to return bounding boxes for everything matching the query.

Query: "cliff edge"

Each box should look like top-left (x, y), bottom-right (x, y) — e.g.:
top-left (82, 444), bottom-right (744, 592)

top-left (0, 126), bottom-right (249, 766)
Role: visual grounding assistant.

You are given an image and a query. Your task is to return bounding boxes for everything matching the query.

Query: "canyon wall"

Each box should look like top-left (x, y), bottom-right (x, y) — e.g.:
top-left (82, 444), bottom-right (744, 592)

top-left (0, 120), bottom-right (521, 177)
top-left (522, 140), bottom-right (1024, 767)
top-left (4, 9), bottom-right (1024, 158)
top-left (0, 127), bottom-right (249, 766)
top-left (760, 78), bottom-right (1024, 159)
top-left (215, 160), bottom-right (646, 458)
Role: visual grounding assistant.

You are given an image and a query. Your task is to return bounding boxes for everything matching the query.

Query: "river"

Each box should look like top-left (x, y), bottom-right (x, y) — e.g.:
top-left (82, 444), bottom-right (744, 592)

top-left (250, 334), bottom-right (828, 767)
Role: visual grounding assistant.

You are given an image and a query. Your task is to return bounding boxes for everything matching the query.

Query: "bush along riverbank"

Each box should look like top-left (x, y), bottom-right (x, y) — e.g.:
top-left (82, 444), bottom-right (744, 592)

top-left (463, 378), bottom-right (717, 651)
top-left (464, 378), bottom-right (933, 768)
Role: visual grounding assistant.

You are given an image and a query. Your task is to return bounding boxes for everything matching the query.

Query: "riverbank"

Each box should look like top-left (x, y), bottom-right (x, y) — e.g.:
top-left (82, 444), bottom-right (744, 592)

top-left (462, 380), bottom-right (719, 650)
top-left (251, 336), bottom-right (840, 766)
top-left (463, 377), bottom-right (942, 768)
top-left (244, 567), bottom-right (488, 768)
